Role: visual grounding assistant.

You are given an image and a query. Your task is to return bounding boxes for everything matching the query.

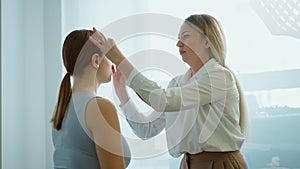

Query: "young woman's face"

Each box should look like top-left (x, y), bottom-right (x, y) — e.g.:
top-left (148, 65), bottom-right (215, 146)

top-left (97, 57), bottom-right (112, 83)
top-left (176, 22), bottom-right (209, 65)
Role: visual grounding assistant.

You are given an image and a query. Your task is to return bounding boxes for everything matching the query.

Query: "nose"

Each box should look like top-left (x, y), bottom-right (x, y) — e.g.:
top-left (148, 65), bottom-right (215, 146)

top-left (176, 40), bottom-right (184, 47)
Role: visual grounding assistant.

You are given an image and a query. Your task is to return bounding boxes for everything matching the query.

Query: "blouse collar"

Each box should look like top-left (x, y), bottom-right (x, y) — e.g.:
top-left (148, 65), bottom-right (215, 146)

top-left (188, 58), bottom-right (219, 81)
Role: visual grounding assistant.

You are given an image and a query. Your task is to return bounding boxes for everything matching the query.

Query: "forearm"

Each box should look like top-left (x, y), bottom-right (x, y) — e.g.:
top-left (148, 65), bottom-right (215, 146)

top-left (127, 71), bottom-right (182, 112)
top-left (127, 118), bottom-right (165, 140)
top-left (121, 99), bottom-right (165, 139)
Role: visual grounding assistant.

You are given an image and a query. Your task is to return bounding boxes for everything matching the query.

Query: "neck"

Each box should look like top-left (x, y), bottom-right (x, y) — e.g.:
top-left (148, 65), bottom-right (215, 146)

top-left (190, 63), bottom-right (202, 76)
top-left (190, 56), bottom-right (211, 76)
top-left (72, 73), bottom-right (99, 94)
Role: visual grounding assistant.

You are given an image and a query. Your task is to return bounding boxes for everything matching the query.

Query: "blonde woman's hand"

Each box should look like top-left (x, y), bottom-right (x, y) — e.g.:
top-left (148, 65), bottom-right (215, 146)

top-left (90, 27), bottom-right (125, 66)
top-left (112, 67), bottom-right (130, 106)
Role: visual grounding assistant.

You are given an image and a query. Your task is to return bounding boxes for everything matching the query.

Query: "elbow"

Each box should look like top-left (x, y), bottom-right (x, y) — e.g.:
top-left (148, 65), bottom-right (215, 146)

top-left (148, 89), bottom-right (181, 112)
top-left (150, 99), bottom-right (181, 112)
top-left (148, 90), bottom-right (169, 112)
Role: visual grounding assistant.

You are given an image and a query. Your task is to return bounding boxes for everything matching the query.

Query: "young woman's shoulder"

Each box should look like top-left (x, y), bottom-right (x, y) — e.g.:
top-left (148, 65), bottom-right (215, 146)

top-left (86, 97), bottom-right (120, 132)
top-left (95, 97), bottom-right (117, 112)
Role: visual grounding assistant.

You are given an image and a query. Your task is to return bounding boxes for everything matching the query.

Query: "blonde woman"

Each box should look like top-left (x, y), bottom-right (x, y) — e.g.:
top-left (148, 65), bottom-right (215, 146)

top-left (93, 14), bottom-right (248, 169)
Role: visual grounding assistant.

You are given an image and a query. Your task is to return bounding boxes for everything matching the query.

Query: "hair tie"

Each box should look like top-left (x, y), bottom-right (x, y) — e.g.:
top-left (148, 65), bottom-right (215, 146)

top-left (64, 72), bottom-right (72, 79)
top-left (66, 72), bottom-right (73, 76)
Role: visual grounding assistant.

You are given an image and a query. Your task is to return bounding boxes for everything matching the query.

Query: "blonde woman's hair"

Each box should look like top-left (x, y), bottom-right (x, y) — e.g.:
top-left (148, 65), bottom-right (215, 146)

top-left (185, 14), bottom-right (247, 134)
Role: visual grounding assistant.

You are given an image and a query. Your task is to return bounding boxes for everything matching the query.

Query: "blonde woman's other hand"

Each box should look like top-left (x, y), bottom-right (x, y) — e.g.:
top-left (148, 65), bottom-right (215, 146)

top-left (112, 67), bottom-right (130, 106)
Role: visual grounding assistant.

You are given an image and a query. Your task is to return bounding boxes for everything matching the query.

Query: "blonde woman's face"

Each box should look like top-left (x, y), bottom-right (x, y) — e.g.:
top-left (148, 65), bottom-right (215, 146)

top-left (176, 23), bottom-right (209, 65)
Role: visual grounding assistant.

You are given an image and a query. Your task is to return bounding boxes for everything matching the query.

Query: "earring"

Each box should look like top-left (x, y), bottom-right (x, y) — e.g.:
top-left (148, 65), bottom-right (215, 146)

top-left (96, 65), bottom-right (99, 68)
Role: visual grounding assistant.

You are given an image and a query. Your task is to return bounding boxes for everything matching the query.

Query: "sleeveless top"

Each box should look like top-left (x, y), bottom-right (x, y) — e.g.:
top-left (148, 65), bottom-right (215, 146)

top-left (52, 93), bottom-right (131, 169)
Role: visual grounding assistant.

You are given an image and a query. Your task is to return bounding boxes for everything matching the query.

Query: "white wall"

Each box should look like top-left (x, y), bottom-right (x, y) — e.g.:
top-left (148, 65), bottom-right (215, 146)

top-left (2, 0), bottom-right (61, 168)
top-left (2, 0), bottom-right (26, 167)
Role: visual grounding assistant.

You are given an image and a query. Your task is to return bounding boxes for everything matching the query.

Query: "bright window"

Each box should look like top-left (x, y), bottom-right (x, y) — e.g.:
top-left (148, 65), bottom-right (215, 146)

top-left (62, 0), bottom-right (300, 168)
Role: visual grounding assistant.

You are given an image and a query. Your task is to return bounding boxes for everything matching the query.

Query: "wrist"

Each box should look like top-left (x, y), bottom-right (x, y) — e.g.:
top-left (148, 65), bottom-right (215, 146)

top-left (107, 45), bottom-right (125, 66)
top-left (119, 97), bottom-right (130, 107)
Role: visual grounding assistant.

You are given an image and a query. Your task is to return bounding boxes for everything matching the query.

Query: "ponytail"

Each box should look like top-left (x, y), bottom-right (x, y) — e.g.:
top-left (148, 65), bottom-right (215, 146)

top-left (51, 73), bottom-right (72, 130)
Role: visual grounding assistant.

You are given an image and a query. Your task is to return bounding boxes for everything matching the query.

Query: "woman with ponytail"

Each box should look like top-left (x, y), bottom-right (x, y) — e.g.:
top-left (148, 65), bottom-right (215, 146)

top-left (51, 30), bottom-right (130, 169)
top-left (93, 14), bottom-right (248, 169)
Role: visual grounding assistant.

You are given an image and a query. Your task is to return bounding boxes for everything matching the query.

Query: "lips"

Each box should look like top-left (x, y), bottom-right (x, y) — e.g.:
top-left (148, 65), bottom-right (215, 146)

top-left (179, 49), bottom-right (186, 55)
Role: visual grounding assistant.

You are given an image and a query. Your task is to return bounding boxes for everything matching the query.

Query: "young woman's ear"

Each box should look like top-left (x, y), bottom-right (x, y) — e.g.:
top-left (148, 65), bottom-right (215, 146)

top-left (91, 53), bottom-right (102, 69)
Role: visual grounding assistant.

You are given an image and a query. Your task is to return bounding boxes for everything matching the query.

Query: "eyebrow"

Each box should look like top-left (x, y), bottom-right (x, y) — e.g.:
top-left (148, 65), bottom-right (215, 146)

top-left (178, 31), bottom-right (191, 38)
top-left (179, 31), bottom-right (190, 35)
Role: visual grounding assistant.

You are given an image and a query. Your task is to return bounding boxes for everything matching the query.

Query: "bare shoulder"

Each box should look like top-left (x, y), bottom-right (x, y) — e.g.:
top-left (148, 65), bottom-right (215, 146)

top-left (86, 97), bottom-right (120, 132)
top-left (95, 97), bottom-right (117, 113)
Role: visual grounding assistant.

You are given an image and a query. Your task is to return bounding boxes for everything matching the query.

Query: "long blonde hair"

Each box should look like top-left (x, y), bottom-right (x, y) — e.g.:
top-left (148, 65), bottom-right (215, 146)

top-left (185, 14), bottom-right (247, 134)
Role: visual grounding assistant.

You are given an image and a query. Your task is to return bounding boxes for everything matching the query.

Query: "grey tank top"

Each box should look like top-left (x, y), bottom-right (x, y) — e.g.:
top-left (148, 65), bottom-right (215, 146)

top-left (52, 93), bottom-right (131, 169)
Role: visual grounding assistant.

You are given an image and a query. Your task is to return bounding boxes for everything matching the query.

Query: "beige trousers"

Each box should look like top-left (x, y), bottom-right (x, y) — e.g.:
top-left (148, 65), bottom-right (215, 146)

top-left (180, 151), bottom-right (248, 169)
